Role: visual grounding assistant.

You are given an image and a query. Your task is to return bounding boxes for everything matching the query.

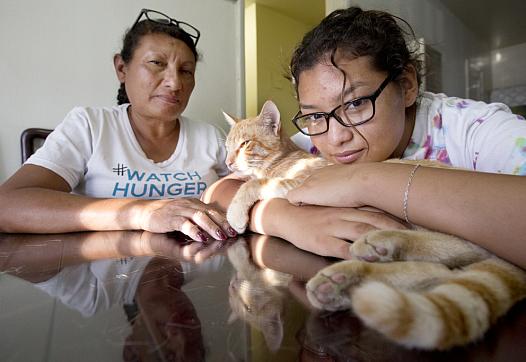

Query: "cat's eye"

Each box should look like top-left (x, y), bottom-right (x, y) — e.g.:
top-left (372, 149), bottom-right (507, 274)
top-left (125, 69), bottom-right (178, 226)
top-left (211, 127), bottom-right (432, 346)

top-left (240, 140), bottom-right (250, 148)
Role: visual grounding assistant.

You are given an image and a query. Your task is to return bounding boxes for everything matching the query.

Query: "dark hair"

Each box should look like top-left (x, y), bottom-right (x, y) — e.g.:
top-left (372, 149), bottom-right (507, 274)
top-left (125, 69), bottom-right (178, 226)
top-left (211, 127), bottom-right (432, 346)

top-left (290, 6), bottom-right (422, 92)
top-left (116, 20), bottom-right (199, 105)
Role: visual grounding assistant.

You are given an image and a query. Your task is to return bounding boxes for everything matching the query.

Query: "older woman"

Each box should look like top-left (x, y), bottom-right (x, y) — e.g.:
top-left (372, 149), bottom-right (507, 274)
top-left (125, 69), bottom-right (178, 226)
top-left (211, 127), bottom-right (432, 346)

top-left (0, 9), bottom-right (236, 242)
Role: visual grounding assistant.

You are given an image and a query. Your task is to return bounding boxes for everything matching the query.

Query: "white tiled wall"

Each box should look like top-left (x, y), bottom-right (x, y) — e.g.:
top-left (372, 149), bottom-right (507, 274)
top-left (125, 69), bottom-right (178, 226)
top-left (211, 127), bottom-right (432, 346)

top-left (326, 0), bottom-right (489, 98)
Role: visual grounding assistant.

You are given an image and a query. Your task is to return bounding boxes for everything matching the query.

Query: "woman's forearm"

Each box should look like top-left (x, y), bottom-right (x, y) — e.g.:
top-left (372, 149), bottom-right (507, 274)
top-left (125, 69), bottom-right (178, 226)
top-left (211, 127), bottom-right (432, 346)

top-left (0, 231), bottom-right (149, 282)
top-left (246, 233), bottom-right (331, 280)
top-left (0, 188), bottom-right (146, 233)
top-left (201, 177), bottom-right (244, 212)
top-left (201, 176), bottom-right (286, 236)
top-left (361, 163), bottom-right (526, 267)
top-left (204, 175), bottom-right (407, 260)
top-left (249, 198), bottom-right (294, 236)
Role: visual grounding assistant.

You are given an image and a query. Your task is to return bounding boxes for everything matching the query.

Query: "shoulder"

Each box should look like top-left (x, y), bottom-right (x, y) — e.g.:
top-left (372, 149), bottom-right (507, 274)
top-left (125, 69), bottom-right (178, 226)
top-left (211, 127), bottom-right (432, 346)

top-left (418, 92), bottom-right (512, 119)
top-left (180, 116), bottom-right (227, 140)
top-left (55, 104), bottom-right (130, 139)
top-left (64, 104), bottom-right (129, 125)
top-left (290, 132), bottom-right (315, 153)
top-left (415, 91), bottom-right (521, 134)
top-left (57, 104), bottom-right (128, 131)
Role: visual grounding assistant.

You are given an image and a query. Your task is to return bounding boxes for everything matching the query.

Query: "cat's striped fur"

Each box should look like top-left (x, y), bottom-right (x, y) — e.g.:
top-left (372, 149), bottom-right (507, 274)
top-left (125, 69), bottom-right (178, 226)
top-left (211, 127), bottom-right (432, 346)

top-left (226, 238), bottom-right (291, 351)
top-left (224, 100), bottom-right (329, 233)
top-left (224, 100), bottom-right (526, 350)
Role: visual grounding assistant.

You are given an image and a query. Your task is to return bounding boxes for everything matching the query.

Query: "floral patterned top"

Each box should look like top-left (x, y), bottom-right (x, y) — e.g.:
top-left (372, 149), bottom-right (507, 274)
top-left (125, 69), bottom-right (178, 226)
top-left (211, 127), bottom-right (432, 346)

top-left (402, 92), bottom-right (526, 175)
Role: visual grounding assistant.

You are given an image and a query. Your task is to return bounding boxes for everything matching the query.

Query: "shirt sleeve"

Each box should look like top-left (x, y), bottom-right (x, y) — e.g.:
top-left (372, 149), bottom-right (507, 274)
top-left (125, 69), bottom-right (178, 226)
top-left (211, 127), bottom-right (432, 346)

top-left (465, 104), bottom-right (526, 175)
top-left (290, 132), bottom-right (314, 153)
top-left (25, 107), bottom-right (94, 188)
top-left (212, 125), bottom-right (230, 177)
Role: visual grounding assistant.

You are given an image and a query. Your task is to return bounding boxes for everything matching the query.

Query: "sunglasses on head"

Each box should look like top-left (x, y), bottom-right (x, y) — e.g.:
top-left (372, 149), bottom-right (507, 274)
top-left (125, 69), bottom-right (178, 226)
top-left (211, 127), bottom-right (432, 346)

top-left (132, 8), bottom-right (200, 46)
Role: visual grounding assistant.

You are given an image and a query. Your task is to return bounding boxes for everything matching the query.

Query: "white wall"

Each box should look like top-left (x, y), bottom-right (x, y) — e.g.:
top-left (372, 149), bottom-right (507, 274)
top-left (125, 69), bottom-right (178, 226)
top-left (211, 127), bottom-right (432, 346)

top-left (0, 0), bottom-right (243, 181)
top-left (326, 0), bottom-right (489, 98)
top-left (492, 42), bottom-right (526, 90)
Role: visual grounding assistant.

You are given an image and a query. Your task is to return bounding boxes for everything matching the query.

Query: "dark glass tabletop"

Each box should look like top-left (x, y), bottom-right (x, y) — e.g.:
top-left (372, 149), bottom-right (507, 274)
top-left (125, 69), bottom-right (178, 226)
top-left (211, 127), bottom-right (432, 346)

top-left (1, 231), bottom-right (525, 361)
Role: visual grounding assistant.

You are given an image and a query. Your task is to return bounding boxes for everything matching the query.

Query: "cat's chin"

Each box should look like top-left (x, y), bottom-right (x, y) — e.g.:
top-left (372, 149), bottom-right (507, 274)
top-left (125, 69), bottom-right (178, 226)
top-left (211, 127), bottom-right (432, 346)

top-left (232, 172), bottom-right (252, 181)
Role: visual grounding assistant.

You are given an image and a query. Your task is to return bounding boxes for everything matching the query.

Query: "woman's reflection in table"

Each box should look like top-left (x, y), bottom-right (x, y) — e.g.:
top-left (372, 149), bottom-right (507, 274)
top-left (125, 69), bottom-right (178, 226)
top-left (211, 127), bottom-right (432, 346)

top-left (0, 232), bottom-right (227, 362)
top-left (122, 257), bottom-right (205, 361)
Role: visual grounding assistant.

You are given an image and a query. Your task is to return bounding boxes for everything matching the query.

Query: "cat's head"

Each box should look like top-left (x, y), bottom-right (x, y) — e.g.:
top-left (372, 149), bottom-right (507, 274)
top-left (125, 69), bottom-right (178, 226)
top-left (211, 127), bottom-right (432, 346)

top-left (223, 100), bottom-right (282, 177)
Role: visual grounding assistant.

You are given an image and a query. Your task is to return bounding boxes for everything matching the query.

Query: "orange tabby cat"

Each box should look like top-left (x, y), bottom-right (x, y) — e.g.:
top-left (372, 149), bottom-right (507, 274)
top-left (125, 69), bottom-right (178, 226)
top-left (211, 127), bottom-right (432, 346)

top-left (223, 100), bottom-right (329, 233)
top-left (224, 100), bottom-right (526, 350)
top-left (226, 238), bottom-right (291, 351)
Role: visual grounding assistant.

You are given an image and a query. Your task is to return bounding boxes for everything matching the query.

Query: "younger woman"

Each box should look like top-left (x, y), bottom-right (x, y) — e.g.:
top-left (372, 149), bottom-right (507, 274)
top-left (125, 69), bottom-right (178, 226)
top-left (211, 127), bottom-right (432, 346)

top-left (209, 7), bottom-right (526, 268)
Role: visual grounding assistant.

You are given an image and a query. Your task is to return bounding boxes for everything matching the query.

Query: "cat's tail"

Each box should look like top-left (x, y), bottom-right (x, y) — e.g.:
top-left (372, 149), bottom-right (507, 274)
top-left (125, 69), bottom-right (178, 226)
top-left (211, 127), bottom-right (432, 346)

top-left (350, 258), bottom-right (526, 350)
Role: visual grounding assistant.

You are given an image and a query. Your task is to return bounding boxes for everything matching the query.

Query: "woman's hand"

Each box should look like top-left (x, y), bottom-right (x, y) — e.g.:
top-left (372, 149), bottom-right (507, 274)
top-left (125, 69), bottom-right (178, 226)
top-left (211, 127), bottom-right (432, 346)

top-left (138, 231), bottom-right (229, 264)
top-left (251, 198), bottom-right (406, 259)
top-left (287, 163), bottom-right (373, 208)
top-left (138, 198), bottom-right (237, 241)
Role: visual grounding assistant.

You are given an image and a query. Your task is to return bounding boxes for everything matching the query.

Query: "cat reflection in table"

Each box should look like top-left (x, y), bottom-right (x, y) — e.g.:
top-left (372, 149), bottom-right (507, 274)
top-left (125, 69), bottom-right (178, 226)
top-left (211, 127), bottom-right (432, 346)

top-left (225, 233), bottom-right (331, 353)
top-left (226, 238), bottom-right (291, 351)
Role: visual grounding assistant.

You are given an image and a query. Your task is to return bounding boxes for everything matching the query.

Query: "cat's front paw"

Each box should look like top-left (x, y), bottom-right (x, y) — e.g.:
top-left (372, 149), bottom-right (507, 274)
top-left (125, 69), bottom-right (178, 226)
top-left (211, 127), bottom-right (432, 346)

top-left (227, 204), bottom-right (250, 234)
top-left (351, 230), bottom-right (407, 262)
top-left (306, 260), bottom-right (367, 311)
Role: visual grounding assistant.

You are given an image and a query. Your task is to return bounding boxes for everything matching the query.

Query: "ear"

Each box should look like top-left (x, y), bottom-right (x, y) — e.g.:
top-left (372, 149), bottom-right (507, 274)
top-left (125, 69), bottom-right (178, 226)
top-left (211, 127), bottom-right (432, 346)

top-left (400, 65), bottom-right (419, 107)
top-left (222, 110), bottom-right (238, 128)
top-left (114, 54), bottom-right (127, 83)
top-left (227, 311), bottom-right (238, 324)
top-left (261, 310), bottom-right (284, 351)
top-left (259, 100), bottom-right (281, 136)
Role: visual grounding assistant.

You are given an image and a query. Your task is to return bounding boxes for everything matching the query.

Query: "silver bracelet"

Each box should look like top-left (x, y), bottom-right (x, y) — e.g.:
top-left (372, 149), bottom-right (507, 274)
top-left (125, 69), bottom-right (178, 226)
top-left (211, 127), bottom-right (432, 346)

top-left (402, 164), bottom-right (421, 224)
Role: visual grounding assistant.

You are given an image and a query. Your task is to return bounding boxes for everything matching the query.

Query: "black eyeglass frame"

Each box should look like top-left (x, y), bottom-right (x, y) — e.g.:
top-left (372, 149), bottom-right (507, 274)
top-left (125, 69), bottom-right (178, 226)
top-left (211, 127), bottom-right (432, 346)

top-left (132, 8), bottom-right (201, 46)
top-left (292, 72), bottom-right (399, 136)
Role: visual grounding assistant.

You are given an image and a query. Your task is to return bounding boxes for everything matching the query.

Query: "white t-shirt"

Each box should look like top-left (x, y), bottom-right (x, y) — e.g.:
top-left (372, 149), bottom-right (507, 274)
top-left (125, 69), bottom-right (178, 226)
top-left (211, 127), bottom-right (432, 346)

top-left (34, 256), bottom-right (225, 317)
top-left (26, 104), bottom-right (230, 198)
top-left (402, 92), bottom-right (526, 175)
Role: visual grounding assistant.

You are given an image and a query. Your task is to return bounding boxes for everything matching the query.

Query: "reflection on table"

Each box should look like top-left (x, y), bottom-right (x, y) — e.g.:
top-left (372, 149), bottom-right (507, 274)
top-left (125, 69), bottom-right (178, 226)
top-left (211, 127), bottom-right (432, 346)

top-left (1, 231), bottom-right (525, 361)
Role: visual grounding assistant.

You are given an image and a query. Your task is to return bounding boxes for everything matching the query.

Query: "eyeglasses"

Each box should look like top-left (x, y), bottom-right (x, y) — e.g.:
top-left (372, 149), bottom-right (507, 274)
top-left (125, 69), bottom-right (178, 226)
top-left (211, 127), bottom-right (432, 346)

top-left (132, 8), bottom-right (201, 46)
top-left (292, 73), bottom-right (397, 136)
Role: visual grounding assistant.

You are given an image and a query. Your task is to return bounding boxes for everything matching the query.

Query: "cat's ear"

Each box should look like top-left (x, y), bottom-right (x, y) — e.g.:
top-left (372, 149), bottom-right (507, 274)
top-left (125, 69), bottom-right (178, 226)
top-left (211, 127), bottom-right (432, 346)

top-left (227, 311), bottom-right (238, 324)
top-left (222, 110), bottom-right (238, 128)
top-left (259, 100), bottom-right (281, 136)
top-left (261, 310), bottom-right (284, 351)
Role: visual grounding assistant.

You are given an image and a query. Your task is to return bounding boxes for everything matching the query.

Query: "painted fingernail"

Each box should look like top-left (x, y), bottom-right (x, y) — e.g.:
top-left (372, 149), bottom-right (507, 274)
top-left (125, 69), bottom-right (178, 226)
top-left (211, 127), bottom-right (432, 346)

top-left (227, 227), bottom-right (237, 237)
top-left (216, 229), bottom-right (227, 240)
top-left (197, 232), bottom-right (208, 242)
